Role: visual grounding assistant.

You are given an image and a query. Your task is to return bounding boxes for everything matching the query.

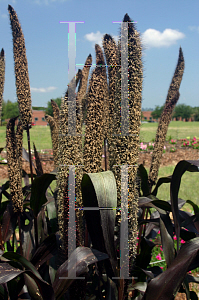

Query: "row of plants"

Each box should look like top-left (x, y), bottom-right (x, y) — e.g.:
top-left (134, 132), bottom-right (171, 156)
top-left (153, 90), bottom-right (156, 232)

top-left (181, 137), bottom-right (199, 149)
top-left (0, 4), bottom-right (199, 300)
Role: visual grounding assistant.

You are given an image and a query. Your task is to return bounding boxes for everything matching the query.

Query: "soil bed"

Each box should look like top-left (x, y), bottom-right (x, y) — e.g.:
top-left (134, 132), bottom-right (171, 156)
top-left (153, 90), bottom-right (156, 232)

top-left (0, 141), bottom-right (198, 181)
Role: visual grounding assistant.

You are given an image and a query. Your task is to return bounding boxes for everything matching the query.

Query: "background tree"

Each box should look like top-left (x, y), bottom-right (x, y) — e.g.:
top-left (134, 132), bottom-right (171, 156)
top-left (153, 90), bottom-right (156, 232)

top-left (151, 105), bottom-right (164, 120)
top-left (192, 106), bottom-right (199, 121)
top-left (45, 97), bottom-right (61, 117)
top-left (173, 104), bottom-right (193, 121)
top-left (2, 99), bottom-right (19, 120)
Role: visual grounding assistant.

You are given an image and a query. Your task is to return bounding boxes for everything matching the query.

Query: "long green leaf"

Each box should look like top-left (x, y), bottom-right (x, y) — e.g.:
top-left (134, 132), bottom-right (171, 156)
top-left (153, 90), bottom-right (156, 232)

top-left (138, 164), bottom-right (150, 196)
top-left (24, 273), bottom-right (43, 300)
top-left (171, 160), bottom-right (199, 253)
top-left (52, 247), bottom-right (109, 300)
top-left (2, 203), bottom-right (17, 243)
top-left (151, 175), bottom-right (172, 196)
top-left (186, 200), bottom-right (199, 215)
top-left (81, 171), bottom-right (118, 278)
top-left (31, 234), bottom-right (59, 269)
top-left (30, 174), bottom-right (56, 217)
top-left (143, 237), bottom-right (199, 300)
top-left (139, 197), bottom-right (175, 267)
top-left (3, 252), bottom-right (43, 280)
top-left (0, 259), bottom-right (54, 299)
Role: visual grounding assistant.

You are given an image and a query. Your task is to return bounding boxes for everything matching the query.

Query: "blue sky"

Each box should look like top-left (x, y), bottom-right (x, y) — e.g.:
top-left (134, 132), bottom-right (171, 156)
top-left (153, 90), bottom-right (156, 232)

top-left (0, 0), bottom-right (198, 109)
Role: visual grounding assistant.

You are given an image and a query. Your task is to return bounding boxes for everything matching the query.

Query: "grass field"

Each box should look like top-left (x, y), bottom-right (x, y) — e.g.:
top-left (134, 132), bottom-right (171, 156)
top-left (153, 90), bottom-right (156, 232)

top-left (0, 121), bottom-right (199, 207)
top-left (0, 121), bottom-right (199, 150)
top-left (146, 165), bottom-right (199, 209)
top-left (140, 121), bottom-right (199, 142)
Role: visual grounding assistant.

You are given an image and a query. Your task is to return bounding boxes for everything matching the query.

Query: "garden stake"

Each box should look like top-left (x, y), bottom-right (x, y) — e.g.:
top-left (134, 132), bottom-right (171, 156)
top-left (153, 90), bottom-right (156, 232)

top-left (26, 126), bottom-right (33, 184)
top-left (104, 138), bottom-right (108, 171)
top-left (0, 49), bottom-right (5, 126)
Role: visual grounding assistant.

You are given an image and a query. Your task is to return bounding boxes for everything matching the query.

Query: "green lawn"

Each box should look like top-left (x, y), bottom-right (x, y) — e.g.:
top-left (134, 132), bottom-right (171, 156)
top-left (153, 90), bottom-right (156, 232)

top-left (140, 121), bottom-right (199, 142)
top-left (1, 121), bottom-right (199, 208)
top-left (147, 165), bottom-right (199, 209)
top-left (0, 125), bottom-right (51, 150)
top-left (1, 121), bottom-right (199, 149)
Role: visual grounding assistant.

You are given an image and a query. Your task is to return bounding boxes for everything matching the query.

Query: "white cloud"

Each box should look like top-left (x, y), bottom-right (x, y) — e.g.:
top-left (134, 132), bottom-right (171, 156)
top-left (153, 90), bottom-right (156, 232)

top-left (141, 28), bottom-right (185, 49)
top-left (84, 31), bottom-right (119, 48)
top-left (31, 86), bottom-right (57, 93)
top-left (84, 31), bottom-right (104, 48)
top-left (188, 26), bottom-right (199, 33)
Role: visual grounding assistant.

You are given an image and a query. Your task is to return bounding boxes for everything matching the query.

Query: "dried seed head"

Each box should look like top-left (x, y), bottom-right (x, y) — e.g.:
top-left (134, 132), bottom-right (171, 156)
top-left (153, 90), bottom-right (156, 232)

top-left (77, 54), bottom-right (92, 127)
top-left (15, 120), bottom-right (23, 180)
top-left (57, 70), bottom-right (84, 253)
top-left (8, 5), bottom-right (32, 129)
top-left (6, 117), bottom-right (23, 212)
top-left (51, 99), bottom-right (60, 127)
top-left (0, 49), bottom-right (5, 125)
top-left (83, 44), bottom-right (108, 173)
top-left (148, 47), bottom-right (184, 189)
top-left (108, 13), bottom-right (143, 264)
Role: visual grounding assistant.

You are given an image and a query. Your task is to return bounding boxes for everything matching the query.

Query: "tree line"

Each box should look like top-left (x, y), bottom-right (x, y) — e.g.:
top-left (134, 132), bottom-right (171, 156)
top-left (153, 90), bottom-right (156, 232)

top-left (1, 98), bottom-right (199, 123)
top-left (151, 104), bottom-right (199, 121)
top-left (0, 98), bottom-right (61, 123)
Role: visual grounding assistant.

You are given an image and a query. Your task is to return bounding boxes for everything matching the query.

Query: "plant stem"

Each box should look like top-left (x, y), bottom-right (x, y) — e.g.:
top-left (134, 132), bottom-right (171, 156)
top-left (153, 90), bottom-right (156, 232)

top-left (26, 125), bottom-right (38, 249)
top-left (85, 223), bottom-right (88, 247)
top-left (143, 208), bottom-right (149, 237)
top-left (34, 215), bottom-right (38, 249)
top-left (26, 125), bottom-right (33, 184)
top-left (18, 214), bottom-right (23, 255)
top-left (137, 208), bottom-right (145, 254)
top-left (0, 226), bottom-right (4, 251)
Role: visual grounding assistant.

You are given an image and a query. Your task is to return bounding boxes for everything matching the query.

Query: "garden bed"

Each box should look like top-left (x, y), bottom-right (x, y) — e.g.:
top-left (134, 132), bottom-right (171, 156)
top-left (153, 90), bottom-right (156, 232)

top-left (0, 140), bottom-right (198, 182)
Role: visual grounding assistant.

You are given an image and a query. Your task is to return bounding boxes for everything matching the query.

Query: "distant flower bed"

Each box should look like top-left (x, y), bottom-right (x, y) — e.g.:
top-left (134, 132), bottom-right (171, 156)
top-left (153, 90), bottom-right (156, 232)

top-left (140, 142), bottom-right (166, 153)
top-left (169, 139), bottom-right (177, 145)
top-left (180, 136), bottom-right (199, 149)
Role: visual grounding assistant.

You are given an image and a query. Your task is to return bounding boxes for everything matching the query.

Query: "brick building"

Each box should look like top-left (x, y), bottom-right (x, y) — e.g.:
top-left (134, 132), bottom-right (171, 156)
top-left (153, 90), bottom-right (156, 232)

top-left (142, 111), bottom-right (157, 122)
top-left (32, 110), bottom-right (48, 125)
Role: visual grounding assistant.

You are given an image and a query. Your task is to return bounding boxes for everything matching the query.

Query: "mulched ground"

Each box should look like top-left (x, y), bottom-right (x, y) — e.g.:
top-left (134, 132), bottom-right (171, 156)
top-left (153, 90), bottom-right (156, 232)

top-left (0, 140), bottom-right (198, 181)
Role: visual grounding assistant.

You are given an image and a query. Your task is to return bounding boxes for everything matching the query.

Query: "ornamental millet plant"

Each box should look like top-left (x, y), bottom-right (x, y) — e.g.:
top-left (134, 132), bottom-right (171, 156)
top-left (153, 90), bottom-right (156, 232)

top-left (51, 99), bottom-right (60, 127)
top-left (8, 5), bottom-right (32, 129)
top-left (8, 4), bottom-right (34, 190)
top-left (108, 14), bottom-right (143, 271)
top-left (83, 45), bottom-right (108, 174)
top-left (6, 118), bottom-right (23, 213)
top-left (0, 49), bottom-right (5, 125)
top-left (148, 47), bottom-right (185, 190)
top-left (102, 33), bottom-right (120, 170)
top-left (57, 57), bottom-right (92, 255)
